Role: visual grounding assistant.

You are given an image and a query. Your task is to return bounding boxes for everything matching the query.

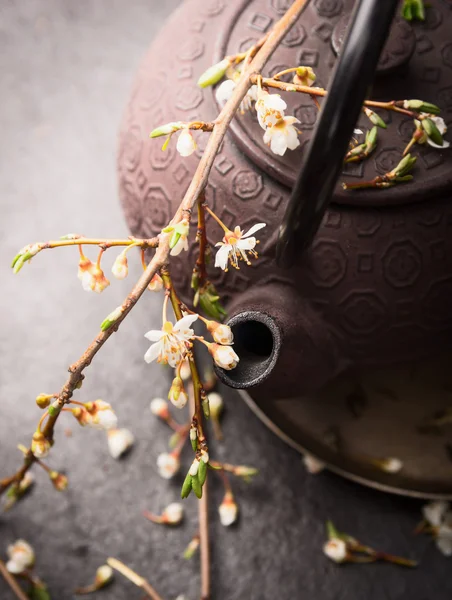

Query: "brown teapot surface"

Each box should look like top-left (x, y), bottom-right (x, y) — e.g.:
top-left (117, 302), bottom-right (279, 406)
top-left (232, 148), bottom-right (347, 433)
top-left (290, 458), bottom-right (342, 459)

top-left (118, 0), bottom-right (452, 401)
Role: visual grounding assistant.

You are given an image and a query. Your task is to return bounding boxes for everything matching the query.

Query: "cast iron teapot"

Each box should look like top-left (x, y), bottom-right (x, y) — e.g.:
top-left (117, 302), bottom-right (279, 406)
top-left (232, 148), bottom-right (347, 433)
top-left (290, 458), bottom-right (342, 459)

top-left (118, 0), bottom-right (452, 402)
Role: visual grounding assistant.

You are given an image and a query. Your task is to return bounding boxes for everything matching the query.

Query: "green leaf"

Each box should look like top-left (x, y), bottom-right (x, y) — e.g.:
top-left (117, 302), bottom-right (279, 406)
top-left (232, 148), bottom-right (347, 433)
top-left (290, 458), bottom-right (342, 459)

top-left (191, 474), bottom-right (203, 499)
top-left (29, 582), bottom-right (51, 600)
top-left (198, 460), bottom-right (207, 486)
top-left (181, 472), bottom-right (192, 499)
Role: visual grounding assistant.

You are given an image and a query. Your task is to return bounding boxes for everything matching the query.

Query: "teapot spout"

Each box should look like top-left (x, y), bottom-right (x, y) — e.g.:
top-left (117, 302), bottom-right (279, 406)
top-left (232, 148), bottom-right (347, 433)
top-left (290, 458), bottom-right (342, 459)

top-left (215, 285), bottom-right (348, 400)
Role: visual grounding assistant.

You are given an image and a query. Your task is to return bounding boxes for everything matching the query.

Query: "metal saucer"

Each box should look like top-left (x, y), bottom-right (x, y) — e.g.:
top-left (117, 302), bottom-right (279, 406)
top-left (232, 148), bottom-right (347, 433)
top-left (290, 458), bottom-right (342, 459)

top-left (241, 353), bottom-right (452, 499)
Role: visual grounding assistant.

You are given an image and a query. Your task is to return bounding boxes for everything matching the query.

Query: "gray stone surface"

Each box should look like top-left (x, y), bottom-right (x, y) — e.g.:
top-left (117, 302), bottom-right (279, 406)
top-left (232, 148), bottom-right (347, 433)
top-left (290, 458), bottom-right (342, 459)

top-left (0, 1), bottom-right (450, 598)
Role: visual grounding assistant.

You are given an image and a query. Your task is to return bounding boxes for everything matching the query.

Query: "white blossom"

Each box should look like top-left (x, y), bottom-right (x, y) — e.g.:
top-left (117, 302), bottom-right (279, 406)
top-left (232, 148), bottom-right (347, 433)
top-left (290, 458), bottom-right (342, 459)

top-left (215, 223), bottom-right (266, 271)
top-left (215, 79), bottom-right (258, 113)
top-left (263, 116), bottom-right (300, 156)
top-left (163, 502), bottom-right (184, 525)
top-left (323, 538), bottom-right (347, 563)
top-left (144, 314), bottom-right (198, 368)
top-left (72, 400), bottom-right (118, 430)
top-left (111, 251), bottom-right (128, 279)
top-left (107, 428), bottom-right (135, 459)
top-left (436, 524), bottom-right (452, 556)
top-left (6, 540), bottom-right (35, 574)
top-left (255, 90), bottom-right (287, 129)
top-left (157, 452), bottom-right (180, 479)
top-left (423, 501), bottom-right (450, 527)
top-left (208, 343), bottom-right (239, 370)
top-left (169, 219), bottom-right (189, 257)
top-left (176, 129), bottom-right (197, 157)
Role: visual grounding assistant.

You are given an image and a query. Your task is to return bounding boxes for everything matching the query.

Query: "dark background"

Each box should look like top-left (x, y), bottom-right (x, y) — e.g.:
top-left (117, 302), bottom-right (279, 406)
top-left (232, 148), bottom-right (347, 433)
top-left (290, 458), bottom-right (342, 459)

top-left (0, 1), bottom-right (450, 598)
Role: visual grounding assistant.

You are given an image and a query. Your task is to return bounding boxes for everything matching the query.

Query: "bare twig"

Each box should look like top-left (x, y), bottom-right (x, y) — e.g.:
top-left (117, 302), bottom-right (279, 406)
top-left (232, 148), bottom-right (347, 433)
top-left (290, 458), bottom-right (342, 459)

top-left (0, 560), bottom-right (29, 600)
top-left (107, 558), bottom-right (164, 600)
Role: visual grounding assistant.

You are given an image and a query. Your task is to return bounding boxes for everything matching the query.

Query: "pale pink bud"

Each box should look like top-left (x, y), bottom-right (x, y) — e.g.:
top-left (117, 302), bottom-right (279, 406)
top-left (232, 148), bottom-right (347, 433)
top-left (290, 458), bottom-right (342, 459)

top-left (111, 251), bottom-right (128, 279)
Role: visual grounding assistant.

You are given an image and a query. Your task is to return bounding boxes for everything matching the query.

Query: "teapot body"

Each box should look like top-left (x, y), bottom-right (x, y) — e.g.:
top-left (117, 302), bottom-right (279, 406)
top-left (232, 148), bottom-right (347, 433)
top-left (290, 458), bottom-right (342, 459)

top-left (118, 0), bottom-right (452, 398)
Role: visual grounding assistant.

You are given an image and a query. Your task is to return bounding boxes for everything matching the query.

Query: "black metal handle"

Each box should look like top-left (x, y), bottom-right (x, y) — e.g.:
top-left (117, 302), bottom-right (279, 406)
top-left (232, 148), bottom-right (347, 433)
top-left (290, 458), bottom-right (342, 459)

top-left (276, 0), bottom-right (398, 267)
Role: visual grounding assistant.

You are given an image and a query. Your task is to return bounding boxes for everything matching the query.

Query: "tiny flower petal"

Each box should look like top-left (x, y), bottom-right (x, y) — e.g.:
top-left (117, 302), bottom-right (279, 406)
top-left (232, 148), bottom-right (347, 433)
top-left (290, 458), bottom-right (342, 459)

top-left (157, 452), bottom-right (180, 479)
top-left (107, 428), bottom-right (135, 459)
top-left (423, 500), bottom-right (450, 527)
top-left (215, 79), bottom-right (236, 105)
top-left (163, 502), bottom-right (184, 525)
top-left (323, 538), bottom-right (348, 563)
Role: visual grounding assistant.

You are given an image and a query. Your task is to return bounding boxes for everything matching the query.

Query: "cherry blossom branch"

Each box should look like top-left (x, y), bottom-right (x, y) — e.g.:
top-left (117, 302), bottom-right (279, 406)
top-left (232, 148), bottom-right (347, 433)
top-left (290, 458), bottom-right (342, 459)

top-left (251, 75), bottom-right (439, 117)
top-left (0, 560), bottom-right (29, 600)
top-left (36, 236), bottom-right (158, 251)
top-left (195, 195), bottom-right (208, 289)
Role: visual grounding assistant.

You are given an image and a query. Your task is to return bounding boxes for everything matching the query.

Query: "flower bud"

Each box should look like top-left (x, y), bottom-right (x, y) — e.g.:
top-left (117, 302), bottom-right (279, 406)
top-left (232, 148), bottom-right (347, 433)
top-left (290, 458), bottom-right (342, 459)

top-left (72, 400), bottom-right (117, 430)
top-left (189, 426), bottom-right (198, 451)
top-left (11, 243), bottom-right (42, 273)
top-left (189, 458), bottom-right (200, 477)
top-left (363, 107), bottom-right (387, 128)
top-left (421, 117), bottom-right (443, 146)
top-left (107, 428), bottom-right (135, 459)
top-left (95, 565), bottom-right (114, 589)
top-left (111, 251), bottom-right (128, 279)
top-left (149, 121), bottom-right (184, 138)
top-left (36, 393), bottom-right (53, 409)
top-left (49, 470), bottom-right (69, 491)
top-left (234, 465), bottom-right (258, 480)
top-left (218, 491), bottom-right (238, 527)
top-left (207, 392), bottom-right (223, 419)
top-left (148, 272), bottom-right (164, 292)
top-left (100, 306), bottom-right (123, 331)
top-left (179, 359), bottom-right (191, 381)
top-left (198, 58), bottom-right (230, 88)
top-left (162, 502), bottom-right (184, 525)
top-left (294, 66), bottom-right (316, 87)
top-left (200, 449), bottom-right (209, 464)
top-left (208, 343), bottom-right (239, 370)
top-left (4, 472), bottom-right (35, 510)
top-left (403, 99), bottom-right (440, 114)
top-left (183, 535), bottom-right (200, 559)
top-left (168, 377), bottom-right (188, 409)
top-left (176, 129), bottom-right (197, 158)
top-left (150, 397), bottom-right (170, 419)
top-left (206, 321), bottom-right (233, 345)
top-left (323, 538), bottom-right (348, 563)
top-left (31, 431), bottom-right (51, 459)
top-left (6, 539), bottom-right (35, 574)
top-left (157, 451), bottom-right (180, 479)
top-left (60, 233), bottom-right (81, 240)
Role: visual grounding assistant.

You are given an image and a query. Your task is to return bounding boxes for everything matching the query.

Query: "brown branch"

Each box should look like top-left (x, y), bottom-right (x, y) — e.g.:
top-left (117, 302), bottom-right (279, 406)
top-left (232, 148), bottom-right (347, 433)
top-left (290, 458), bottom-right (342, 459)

top-left (195, 195), bottom-right (208, 288)
top-left (2, 0), bottom-right (310, 494)
top-left (252, 76), bottom-right (423, 118)
top-left (0, 560), bottom-right (29, 600)
top-left (107, 558), bottom-right (164, 600)
top-left (40, 236), bottom-right (159, 251)
top-left (199, 486), bottom-right (210, 600)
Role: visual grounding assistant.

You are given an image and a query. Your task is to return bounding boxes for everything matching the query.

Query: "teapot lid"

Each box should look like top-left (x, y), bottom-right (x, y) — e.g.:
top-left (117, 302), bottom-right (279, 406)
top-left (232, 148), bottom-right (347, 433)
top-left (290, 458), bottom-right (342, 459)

top-left (216, 0), bottom-right (452, 207)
